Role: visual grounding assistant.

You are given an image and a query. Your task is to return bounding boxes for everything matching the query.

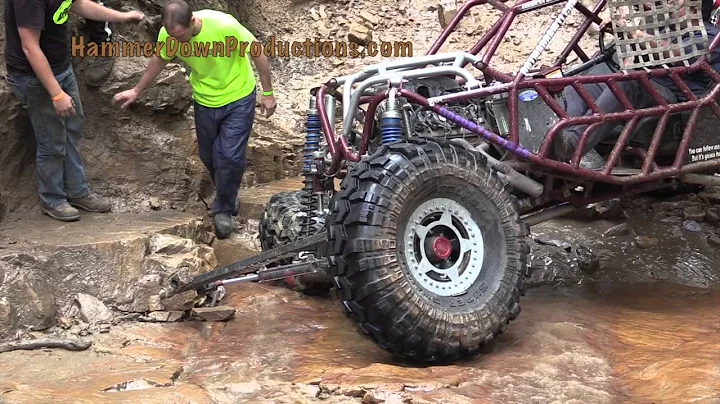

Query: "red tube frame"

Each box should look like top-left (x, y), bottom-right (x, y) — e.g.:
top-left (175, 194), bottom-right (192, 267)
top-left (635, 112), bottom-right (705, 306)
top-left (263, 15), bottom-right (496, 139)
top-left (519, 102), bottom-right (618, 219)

top-left (315, 0), bottom-right (720, 183)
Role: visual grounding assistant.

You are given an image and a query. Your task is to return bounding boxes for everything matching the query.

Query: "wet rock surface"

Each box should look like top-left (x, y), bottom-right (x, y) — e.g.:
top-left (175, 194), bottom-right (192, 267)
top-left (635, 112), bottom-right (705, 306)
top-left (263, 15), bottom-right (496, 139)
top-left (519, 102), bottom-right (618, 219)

top-left (528, 189), bottom-right (720, 289)
top-left (0, 183), bottom-right (718, 402)
top-left (0, 210), bottom-right (219, 338)
top-left (0, 281), bottom-right (717, 403)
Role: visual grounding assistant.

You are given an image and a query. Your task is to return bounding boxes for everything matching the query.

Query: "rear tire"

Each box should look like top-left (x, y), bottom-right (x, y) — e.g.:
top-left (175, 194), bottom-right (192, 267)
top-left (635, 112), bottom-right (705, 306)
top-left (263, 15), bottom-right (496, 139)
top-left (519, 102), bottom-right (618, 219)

top-left (258, 190), bottom-right (333, 294)
top-left (327, 137), bottom-right (531, 362)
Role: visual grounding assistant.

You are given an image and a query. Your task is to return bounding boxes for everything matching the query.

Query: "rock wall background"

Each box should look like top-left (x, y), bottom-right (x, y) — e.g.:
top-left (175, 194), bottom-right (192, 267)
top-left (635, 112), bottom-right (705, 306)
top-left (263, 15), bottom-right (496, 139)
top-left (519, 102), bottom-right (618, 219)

top-left (0, 0), bottom-right (306, 224)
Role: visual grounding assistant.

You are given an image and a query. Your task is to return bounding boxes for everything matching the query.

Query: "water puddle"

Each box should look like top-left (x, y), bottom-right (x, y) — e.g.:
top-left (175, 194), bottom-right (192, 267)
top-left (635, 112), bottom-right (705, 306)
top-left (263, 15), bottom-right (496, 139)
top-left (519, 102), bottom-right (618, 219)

top-left (1, 208), bottom-right (718, 403)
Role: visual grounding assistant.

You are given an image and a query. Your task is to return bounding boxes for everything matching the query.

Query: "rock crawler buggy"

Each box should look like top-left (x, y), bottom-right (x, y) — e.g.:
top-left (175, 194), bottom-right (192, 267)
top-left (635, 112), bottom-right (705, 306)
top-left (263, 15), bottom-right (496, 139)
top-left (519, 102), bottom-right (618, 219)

top-left (161, 0), bottom-right (720, 362)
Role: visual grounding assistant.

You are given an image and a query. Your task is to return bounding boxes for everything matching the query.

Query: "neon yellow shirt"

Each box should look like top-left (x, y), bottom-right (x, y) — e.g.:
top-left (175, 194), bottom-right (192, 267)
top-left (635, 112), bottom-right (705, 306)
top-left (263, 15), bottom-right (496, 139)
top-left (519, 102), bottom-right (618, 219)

top-left (156, 10), bottom-right (257, 108)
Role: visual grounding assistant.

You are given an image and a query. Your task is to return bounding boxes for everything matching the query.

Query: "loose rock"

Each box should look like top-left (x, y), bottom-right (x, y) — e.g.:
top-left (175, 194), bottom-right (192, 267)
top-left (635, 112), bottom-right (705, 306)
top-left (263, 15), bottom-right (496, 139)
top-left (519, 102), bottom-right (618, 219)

top-left (75, 293), bottom-right (114, 325)
top-left (437, 0), bottom-right (459, 28)
top-left (634, 236), bottom-right (659, 249)
top-left (683, 206), bottom-right (706, 222)
top-left (348, 22), bottom-right (373, 46)
top-left (603, 223), bottom-right (629, 238)
top-left (705, 208), bottom-right (719, 223)
top-left (358, 11), bottom-right (379, 26)
top-left (147, 311), bottom-right (185, 322)
top-left (148, 233), bottom-right (196, 255)
top-left (192, 306), bottom-right (236, 322)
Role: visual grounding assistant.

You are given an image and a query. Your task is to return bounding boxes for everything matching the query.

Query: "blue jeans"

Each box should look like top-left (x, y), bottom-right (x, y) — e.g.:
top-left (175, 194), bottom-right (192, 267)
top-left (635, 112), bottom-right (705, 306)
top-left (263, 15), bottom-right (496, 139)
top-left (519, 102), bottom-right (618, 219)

top-left (194, 89), bottom-right (256, 216)
top-left (5, 65), bottom-right (90, 208)
top-left (562, 61), bottom-right (676, 155)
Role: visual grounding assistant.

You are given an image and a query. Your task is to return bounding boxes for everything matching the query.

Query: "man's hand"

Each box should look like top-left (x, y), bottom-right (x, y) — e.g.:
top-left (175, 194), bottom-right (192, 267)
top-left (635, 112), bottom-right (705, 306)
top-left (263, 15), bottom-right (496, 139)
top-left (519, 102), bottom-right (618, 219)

top-left (259, 94), bottom-right (277, 118)
top-left (113, 88), bottom-right (140, 109)
top-left (123, 10), bottom-right (145, 23)
top-left (54, 92), bottom-right (76, 117)
top-left (71, 0), bottom-right (145, 23)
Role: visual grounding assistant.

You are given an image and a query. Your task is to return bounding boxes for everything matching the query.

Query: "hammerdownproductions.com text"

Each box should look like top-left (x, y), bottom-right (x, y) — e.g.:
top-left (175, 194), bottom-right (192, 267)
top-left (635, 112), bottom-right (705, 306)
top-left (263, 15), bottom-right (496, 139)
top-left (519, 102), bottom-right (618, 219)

top-left (71, 36), bottom-right (414, 58)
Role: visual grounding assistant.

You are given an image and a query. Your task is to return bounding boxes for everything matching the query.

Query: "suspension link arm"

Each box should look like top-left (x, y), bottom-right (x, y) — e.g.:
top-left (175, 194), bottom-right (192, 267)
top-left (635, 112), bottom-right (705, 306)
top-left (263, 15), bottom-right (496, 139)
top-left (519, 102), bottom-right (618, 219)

top-left (159, 232), bottom-right (327, 298)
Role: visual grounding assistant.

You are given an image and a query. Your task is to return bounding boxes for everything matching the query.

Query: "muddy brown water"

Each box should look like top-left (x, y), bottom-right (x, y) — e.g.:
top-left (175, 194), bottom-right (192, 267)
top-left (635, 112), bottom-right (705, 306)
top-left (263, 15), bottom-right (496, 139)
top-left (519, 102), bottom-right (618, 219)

top-left (0, 214), bottom-right (719, 403)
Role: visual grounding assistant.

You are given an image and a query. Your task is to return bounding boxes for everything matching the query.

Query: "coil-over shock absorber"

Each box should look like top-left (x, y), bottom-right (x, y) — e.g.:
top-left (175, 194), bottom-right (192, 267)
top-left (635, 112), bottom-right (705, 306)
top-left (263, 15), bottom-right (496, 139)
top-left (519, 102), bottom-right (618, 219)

top-left (380, 90), bottom-right (403, 145)
top-left (299, 92), bottom-right (322, 238)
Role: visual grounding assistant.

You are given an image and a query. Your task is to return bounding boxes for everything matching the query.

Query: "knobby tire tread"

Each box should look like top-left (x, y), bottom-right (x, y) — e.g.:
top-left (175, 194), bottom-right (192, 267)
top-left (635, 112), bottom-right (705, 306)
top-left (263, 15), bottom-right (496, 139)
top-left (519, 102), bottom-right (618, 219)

top-left (326, 137), bottom-right (531, 362)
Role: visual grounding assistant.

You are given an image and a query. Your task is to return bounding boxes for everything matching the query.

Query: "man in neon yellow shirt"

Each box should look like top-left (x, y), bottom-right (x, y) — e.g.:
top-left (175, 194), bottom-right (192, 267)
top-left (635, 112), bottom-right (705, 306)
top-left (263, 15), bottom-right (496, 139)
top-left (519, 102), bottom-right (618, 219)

top-left (113, 0), bottom-right (276, 239)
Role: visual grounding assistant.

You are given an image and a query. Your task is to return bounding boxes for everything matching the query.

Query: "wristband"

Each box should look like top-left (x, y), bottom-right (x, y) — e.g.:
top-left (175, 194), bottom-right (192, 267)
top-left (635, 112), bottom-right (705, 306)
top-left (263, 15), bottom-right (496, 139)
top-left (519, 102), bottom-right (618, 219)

top-left (262, 90), bottom-right (273, 96)
top-left (52, 93), bottom-right (65, 102)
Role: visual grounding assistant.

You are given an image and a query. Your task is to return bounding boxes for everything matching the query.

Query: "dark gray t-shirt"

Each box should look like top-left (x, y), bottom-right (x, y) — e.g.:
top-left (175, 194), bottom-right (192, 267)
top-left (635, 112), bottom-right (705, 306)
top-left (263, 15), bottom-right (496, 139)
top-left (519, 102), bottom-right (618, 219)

top-left (4, 0), bottom-right (73, 76)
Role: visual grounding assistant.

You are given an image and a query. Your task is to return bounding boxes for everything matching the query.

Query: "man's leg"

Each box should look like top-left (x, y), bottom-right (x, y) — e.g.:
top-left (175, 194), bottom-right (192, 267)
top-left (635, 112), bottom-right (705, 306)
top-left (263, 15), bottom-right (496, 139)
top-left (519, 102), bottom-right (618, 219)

top-left (6, 70), bottom-right (81, 221)
top-left (212, 90), bottom-right (257, 239)
top-left (60, 68), bottom-right (112, 213)
top-left (193, 101), bottom-right (221, 213)
top-left (551, 62), bottom-right (617, 162)
top-left (82, 0), bottom-right (115, 87)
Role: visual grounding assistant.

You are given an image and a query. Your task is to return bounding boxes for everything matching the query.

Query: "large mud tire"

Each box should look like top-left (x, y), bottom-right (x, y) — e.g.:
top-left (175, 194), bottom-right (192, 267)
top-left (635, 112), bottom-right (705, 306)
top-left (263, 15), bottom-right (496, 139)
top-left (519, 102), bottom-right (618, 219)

top-left (327, 137), bottom-right (531, 362)
top-left (258, 190), bottom-right (333, 294)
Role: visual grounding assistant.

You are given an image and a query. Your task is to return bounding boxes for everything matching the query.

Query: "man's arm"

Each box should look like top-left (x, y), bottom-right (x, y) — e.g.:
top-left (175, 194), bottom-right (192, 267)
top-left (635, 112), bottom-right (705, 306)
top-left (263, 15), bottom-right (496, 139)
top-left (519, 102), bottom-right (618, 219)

top-left (252, 52), bottom-right (273, 94)
top-left (133, 56), bottom-right (171, 93)
top-left (112, 55), bottom-right (169, 108)
top-left (14, 0), bottom-right (75, 116)
top-left (18, 28), bottom-right (64, 99)
top-left (227, 21), bottom-right (277, 116)
top-left (70, 0), bottom-right (143, 23)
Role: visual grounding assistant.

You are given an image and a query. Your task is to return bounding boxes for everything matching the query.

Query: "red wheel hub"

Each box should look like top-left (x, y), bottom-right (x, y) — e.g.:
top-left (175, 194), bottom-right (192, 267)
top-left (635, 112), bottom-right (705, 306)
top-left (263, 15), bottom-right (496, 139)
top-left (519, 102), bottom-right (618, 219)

top-left (431, 236), bottom-right (452, 260)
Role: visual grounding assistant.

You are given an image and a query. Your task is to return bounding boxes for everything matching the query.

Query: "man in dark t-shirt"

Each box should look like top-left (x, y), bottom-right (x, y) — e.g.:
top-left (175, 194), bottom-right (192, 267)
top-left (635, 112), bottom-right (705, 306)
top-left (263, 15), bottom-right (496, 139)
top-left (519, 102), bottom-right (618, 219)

top-left (3, 0), bottom-right (144, 221)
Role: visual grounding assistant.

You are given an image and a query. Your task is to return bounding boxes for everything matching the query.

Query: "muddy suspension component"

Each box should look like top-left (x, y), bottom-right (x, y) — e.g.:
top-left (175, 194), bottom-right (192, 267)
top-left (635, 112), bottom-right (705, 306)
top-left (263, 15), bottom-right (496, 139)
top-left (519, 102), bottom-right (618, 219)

top-left (300, 93), bottom-right (324, 238)
top-left (159, 232), bottom-right (329, 302)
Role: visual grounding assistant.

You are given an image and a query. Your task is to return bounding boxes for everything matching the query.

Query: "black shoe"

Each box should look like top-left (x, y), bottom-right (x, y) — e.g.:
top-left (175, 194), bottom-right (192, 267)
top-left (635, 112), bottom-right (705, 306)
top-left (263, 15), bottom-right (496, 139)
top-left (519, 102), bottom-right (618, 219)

top-left (213, 213), bottom-right (234, 239)
top-left (85, 56), bottom-right (115, 87)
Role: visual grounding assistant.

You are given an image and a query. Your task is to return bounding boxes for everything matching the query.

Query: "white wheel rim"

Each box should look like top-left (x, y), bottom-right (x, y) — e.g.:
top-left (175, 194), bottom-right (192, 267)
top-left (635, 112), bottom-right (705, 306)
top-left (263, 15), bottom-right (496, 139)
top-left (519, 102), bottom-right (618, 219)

top-left (404, 197), bottom-right (485, 297)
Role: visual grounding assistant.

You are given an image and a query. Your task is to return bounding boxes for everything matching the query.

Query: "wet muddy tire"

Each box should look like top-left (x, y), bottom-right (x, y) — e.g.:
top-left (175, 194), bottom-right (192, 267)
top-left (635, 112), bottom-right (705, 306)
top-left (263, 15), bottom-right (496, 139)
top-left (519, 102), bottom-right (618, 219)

top-left (259, 190), bottom-right (305, 252)
top-left (258, 190), bottom-right (333, 294)
top-left (327, 137), bottom-right (531, 362)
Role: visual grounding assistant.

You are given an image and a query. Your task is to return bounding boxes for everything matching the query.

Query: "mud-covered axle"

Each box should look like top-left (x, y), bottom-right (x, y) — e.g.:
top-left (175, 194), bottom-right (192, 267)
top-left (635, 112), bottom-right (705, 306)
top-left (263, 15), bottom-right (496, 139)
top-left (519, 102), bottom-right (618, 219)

top-left (158, 232), bottom-right (329, 299)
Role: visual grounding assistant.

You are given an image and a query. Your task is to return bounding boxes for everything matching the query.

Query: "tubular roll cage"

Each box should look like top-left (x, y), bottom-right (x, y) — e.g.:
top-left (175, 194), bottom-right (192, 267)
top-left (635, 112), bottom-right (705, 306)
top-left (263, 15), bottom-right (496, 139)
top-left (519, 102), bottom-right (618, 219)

top-left (312, 0), bottom-right (720, 186)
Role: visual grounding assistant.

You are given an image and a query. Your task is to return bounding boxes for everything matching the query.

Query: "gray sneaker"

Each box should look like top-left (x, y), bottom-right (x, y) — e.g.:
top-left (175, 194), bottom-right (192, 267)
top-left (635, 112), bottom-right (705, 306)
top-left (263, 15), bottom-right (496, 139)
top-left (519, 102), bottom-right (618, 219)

top-left (579, 148), bottom-right (607, 171)
top-left (41, 201), bottom-right (81, 222)
top-left (68, 193), bottom-right (111, 213)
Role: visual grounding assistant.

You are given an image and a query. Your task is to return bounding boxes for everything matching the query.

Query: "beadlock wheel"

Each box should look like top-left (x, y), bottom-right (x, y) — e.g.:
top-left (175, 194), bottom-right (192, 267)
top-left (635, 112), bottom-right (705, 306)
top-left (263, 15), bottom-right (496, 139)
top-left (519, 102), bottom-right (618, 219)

top-left (405, 198), bottom-right (484, 297)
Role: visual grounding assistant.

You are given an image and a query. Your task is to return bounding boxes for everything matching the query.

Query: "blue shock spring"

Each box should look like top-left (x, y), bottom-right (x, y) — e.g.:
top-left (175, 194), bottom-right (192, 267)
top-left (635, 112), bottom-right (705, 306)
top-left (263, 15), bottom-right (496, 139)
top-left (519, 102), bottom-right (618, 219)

top-left (303, 113), bottom-right (321, 172)
top-left (381, 116), bottom-right (403, 145)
